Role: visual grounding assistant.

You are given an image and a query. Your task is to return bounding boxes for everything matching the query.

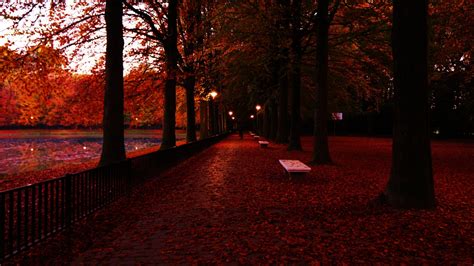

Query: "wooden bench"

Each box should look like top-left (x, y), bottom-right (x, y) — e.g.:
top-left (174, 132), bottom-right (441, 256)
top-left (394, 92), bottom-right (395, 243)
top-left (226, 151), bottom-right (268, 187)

top-left (279, 160), bottom-right (311, 180)
top-left (258, 141), bottom-right (269, 147)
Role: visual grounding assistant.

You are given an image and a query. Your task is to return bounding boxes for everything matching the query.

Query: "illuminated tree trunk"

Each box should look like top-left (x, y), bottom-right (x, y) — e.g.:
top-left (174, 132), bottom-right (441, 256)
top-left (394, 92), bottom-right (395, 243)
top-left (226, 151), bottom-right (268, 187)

top-left (100, 0), bottom-right (125, 166)
top-left (288, 0), bottom-right (302, 151)
top-left (160, 0), bottom-right (178, 150)
top-left (312, 0), bottom-right (332, 164)
top-left (383, 0), bottom-right (435, 208)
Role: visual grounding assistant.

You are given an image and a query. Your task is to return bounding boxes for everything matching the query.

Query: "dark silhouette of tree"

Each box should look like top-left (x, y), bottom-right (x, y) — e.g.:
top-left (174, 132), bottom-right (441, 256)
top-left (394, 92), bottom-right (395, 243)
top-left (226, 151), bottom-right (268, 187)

top-left (312, 0), bottom-right (334, 164)
top-left (180, 0), bottom-right (203, 143)
top-left (382, 0), bottom-right (435, 208)
top-left (263, 102), bottom-right (271, 138)
top-left (99, 0), bottom-right (125, 165)
top-left (123, 0), bottom-right (179, 150)
top-left (287, 0), bottom-right (302, 151)
top-left (276, 48), bottom-right (290, 144)
top-left (161, 0), bottom-right (179, 149)
top-left (269, 98), bottom-right (278, 140)
top-left (199, 100), bottom-right (209, 139)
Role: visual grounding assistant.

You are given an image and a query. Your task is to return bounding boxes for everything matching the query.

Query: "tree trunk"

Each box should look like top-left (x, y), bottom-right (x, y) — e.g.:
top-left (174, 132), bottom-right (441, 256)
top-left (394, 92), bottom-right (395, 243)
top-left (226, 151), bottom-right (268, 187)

top-left (263, 103), bottom-right (271, 138)
top-left (208, 98), bottom-right (214, 135)
top-left (184, 75), bottom-right (197, 142)
top-left (160, 0), bottom-right (178, 150)
top-left (182, 0), bottom-right (202, 143)
top-left (276, 53), bottom-right (289, 143)
top-left (99, 0), bottom-right (125, 166)
top-left (383, 0), bottom-right (435, 209)
top-left (288, 0), bottom-right (302, 151)
top-left (214, 103), bottom-right (219, 134)
top-left (312, 0), bottom-right (332, 164)
top-left (270, 99), bottom-right (278, 140)
top-left (199, 100), bottom-right (209, 140)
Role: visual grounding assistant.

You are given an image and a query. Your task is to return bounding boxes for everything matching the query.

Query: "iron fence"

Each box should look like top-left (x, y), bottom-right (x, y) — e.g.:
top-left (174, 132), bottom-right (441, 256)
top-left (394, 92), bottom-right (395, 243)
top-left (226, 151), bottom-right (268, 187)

top-left (0, 133), bottom-right (227, 261)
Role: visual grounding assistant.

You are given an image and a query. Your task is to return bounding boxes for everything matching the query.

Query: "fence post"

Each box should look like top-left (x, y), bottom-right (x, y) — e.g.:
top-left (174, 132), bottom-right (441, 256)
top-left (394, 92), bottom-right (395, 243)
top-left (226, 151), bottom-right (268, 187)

top-left (0, 193), bottom-right (5, 261)
top-left (65, 174), bottom-right (72, 228)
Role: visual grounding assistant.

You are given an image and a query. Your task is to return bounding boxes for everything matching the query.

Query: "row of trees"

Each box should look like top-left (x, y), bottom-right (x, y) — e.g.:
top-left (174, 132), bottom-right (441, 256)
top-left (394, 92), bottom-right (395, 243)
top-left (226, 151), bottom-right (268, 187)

top-left (100, 0), bottom-right (435, 207)
top-left (1, 0), bottom-right (472, 208)
top-left (103, 0), bottom-right (462, 207)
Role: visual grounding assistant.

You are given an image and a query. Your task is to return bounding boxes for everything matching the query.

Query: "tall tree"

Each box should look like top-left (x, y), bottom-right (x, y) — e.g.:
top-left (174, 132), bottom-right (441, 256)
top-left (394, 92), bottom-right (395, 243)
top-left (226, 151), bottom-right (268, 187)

top-left (382, 0), bottom-right (435, 208)
top-left (312, 0), bottom-right (332, 164)
top-left (99, 0), bottom-right (125, 165)
top-left (124, 0), bottom-right (179, 149)
top-left (180, 0), bottom-right (203, 143)
top-left (161, 0), bottom-right (179, 149)
top-left (276, 48), bottom-right (290, 143)
top-left (288, 0), bottom-right (302, 150)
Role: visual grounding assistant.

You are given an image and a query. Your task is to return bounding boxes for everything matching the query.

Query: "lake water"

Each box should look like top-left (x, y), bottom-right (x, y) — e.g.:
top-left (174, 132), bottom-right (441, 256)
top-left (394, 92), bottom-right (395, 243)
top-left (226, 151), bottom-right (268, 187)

top-left (0, 129), bottom-right (185, 175)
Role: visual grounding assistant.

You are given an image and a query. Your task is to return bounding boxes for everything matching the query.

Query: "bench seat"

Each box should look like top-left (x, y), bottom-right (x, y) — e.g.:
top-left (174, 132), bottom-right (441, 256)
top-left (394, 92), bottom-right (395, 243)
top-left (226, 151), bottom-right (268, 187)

top-left (279, 160), bottom-right (311, 173)
top-left (258, 141), bottom-right (269, 147)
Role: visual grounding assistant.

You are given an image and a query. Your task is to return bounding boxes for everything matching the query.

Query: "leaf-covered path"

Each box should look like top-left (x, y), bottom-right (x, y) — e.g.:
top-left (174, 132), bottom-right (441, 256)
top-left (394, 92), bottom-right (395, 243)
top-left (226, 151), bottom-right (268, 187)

top-left (10, 134), bottom-right (473, 264)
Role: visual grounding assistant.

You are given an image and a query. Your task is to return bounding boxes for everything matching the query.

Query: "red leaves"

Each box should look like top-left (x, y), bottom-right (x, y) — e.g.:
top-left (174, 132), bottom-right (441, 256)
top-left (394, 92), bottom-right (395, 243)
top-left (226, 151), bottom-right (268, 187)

top-left (5, 135), bottom-right (474, 264)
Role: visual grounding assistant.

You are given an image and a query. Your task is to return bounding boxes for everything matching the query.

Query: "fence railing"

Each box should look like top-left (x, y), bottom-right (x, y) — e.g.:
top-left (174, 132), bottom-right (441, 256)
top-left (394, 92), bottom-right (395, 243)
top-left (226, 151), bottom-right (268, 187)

top-left (0, 133), bottom-right (227, 261)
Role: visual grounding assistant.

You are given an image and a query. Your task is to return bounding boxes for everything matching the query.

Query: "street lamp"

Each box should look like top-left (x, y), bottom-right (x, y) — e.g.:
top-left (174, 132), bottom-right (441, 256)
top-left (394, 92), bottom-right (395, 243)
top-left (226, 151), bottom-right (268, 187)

top-left (231, 117), bottom-right (235, 120)
top-left (228, 111), bottom-right (233, 116)
top-left (250, 115), bottom-right (254, 119)
top-left (255, 105), bottom-right (261, 134)
top-left (209, 91), bottom-right (218, 135)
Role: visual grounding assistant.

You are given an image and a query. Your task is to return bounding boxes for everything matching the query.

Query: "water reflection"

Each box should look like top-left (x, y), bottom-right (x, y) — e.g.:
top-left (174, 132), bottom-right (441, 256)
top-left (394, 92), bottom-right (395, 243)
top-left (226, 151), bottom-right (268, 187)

top-left (0, 129), bottom-right (183, 175)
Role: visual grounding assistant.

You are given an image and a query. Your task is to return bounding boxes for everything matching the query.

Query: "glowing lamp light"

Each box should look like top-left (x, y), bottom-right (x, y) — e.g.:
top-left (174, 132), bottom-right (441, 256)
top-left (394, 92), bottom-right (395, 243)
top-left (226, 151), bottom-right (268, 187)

top-left (210, 91), bottom-right (218, 99)
top-left (83, 146), bottom-right (87, 150)
top-left (30, 148), bottom-right (34, 151)
top-left (135, 117), bottom-right (139, 121)
top-left (228, 111), bottom-right (233, 116)
top-left (135, 146), bottom-right (138, 150)
top-left (256, 105), bottom-right (261, 111)
top-left (30, 116), bottom-right (34, 119)
top-left (231, 117), bottom-right (235, 120)
top-left (250, 115), bottom-right (255, 119)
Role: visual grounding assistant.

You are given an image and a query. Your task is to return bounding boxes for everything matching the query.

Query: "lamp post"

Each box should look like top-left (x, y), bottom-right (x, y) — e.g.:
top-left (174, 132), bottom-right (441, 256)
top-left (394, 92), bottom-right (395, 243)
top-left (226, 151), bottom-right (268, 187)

top-left (250, 114), bottom-right (255, 132)
top-left (227, 111), bottom-right (234, 131)
top-left (209, 91), bottom-right (218, 135)
top-left (256, 105), bottom-right (261, 135)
